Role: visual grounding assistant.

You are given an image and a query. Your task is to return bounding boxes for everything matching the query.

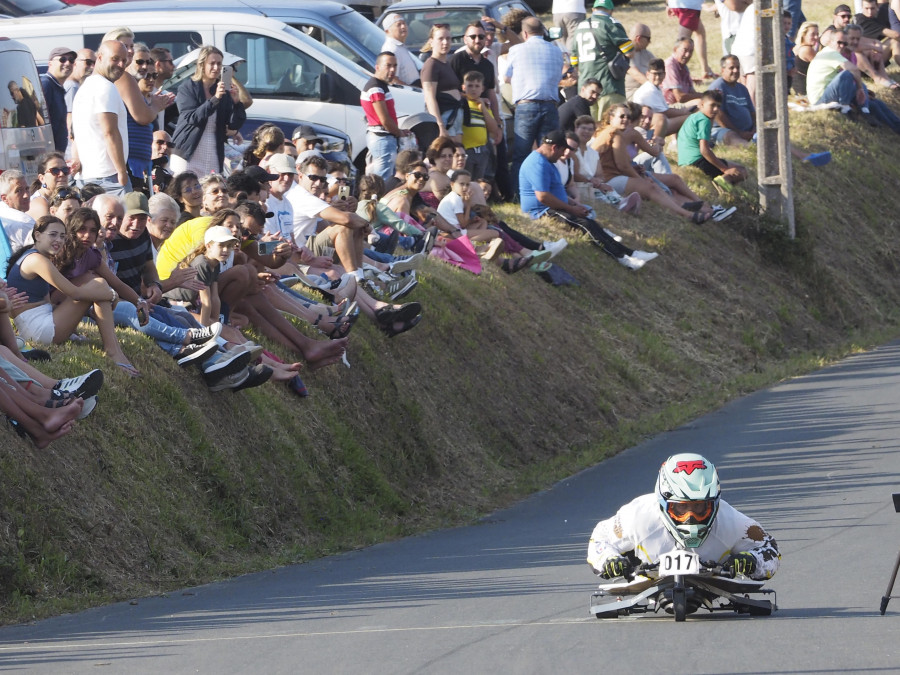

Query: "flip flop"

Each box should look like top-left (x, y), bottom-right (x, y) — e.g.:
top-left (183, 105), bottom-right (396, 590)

top-left (116, 362), bottom-right (141, 378)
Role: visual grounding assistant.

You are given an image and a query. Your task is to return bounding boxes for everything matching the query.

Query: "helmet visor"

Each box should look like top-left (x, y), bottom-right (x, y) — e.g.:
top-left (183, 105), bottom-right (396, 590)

top-left (666, 500), bottom-right (714, 524)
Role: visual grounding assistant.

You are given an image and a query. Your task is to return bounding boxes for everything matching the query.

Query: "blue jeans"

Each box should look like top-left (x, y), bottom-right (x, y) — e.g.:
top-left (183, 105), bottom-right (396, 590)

top-left (78, 174), bottom-right (130, 196)
top-left (113, 301), bottom-right (187, 356)
top-left (511, 101), bottom-right (559, 197)
top-left (818, 70), bottom-right (858, 106)
top-left (366, 132), bottom-right (399, 182)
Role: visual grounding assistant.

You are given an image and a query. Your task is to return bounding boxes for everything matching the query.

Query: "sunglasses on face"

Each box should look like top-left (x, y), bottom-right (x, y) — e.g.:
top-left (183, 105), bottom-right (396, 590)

top-left (408, 172), bottom-right (428, 181)
top-left (837, 40), bottom-right (849, 46)
top-left (466, 34), bottom-right (486, 40)
top-left (47, 166), bottom-right (71, 176)
top-left (838, 13), bottom-right (851, 18)
top-left (306, 174), bottom-right (328, 183)
top-left (134, 58), bottom-right (152, 66)
top-left (79, 58), bottom-right (95, 65)
top-left (56, 56), bottom-right (74, 64)
top-left (145, 73), bottom-right (159, 80)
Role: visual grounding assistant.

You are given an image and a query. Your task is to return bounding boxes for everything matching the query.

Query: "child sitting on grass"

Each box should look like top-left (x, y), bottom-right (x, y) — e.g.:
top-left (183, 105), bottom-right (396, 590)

top-left (676, 89), bottom-right (749, 196)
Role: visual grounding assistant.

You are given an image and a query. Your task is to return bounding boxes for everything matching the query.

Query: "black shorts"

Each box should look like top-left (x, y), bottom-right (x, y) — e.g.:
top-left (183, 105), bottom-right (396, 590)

top-left (691, 156), bottom-right (724, 178)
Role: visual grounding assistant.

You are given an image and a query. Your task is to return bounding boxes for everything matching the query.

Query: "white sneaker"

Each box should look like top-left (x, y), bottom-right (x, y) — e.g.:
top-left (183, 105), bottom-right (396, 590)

top-left (388, 252), bottom-right (425, 275)
top-left (541, 238), bottom-right (568, 260)
top-left (712, 205), bottom-right (737, 222)
top-left (603, 228), bottom-right (623, 243)
top-left (618, 255), bottom-right (646, 270)
top-left (630, 250), bottom-right (659, 262)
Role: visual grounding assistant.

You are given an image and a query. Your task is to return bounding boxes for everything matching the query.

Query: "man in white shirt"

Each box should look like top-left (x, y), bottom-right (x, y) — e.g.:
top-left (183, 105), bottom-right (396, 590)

top-left (72, 40), bottom-right (129, 195)
top-left (553, 0), bottom-right (587, 52)
top-left (380, 14), bottom-right (422, 87)
top-left (285, 155), bottom-right (369, 276)
top-left (0, 170), bottom-right (35, 251)
top-left (264, 153), bottom-right (296, 242)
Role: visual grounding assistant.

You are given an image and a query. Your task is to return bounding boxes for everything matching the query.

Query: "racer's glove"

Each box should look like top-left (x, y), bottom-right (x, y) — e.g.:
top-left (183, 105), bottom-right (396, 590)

top-left (724, 552), bottom-right (757, 577)
top-left (601, 556), bottom-right (633, 579)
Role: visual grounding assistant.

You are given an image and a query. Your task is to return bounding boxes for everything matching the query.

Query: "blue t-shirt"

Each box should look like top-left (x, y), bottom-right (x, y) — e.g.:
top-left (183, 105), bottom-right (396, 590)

top-left (519, 150), bottom-right (567, 219)
top-left (40, 72), bottom-right (68, 152)
top-left (708, 78), bottom-right (754, 133)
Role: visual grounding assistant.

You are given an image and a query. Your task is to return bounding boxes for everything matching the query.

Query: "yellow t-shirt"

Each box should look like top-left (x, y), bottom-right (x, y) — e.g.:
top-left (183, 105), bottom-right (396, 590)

top-left (155, 216), bottom-right (211, 280)
top-left (461, 98), bottom-right (492, 150)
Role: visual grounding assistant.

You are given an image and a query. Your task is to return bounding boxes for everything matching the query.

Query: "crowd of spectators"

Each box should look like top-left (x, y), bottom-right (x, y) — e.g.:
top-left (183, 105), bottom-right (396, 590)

top-left (1, 0), bottom-right (896, 445)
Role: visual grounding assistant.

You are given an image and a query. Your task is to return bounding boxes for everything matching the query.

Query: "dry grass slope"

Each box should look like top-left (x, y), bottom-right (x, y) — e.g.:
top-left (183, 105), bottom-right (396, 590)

top-left (3, 0), bottom-right (900, 623)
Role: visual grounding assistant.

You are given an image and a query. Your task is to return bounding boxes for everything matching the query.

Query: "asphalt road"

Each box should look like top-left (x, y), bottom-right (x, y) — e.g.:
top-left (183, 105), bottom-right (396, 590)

top-left (3, 342), bottom-right (900, 674)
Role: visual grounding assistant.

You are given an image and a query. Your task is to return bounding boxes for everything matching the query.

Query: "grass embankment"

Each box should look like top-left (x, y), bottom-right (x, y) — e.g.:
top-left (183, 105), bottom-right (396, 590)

top-left (3, 2), bottom-right (900, 623)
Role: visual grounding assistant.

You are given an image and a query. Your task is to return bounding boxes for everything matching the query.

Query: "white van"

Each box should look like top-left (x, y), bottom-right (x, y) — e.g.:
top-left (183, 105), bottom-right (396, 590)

top-left (0, 37), bottom-right (53, 181)
top-left (0, 8), bottom-right (429, 170)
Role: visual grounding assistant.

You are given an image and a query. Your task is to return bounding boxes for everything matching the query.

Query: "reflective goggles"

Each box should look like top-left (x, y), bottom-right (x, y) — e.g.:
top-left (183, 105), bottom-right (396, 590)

top-left (666, 500), bottom-right (714, 523)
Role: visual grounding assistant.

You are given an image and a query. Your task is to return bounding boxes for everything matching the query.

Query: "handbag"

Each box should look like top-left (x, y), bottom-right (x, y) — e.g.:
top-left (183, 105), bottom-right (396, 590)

top-left (607, 51), bottom-right (629, 80)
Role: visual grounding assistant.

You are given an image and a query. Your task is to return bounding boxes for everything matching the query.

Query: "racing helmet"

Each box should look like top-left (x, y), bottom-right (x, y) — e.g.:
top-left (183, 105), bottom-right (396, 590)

top-left (656, 453), bottom-right (720, 548)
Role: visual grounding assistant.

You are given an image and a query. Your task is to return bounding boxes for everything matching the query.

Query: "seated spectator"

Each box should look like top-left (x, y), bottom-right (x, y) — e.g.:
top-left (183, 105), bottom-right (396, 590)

top-left (424, 137), bottom-right (456, 202)
top-left (48, 185), bottom-right (82, 224)
top-left (382, 162), bottom-right (457, 237)
top-left (356, 174), bottom-right (433, 254)
top-left (662, 38), bottom-right (702, 105)
top-left (242, 123), bottom-right (284, 170)
top-left (28, 152), bottom-right (71, 220)
top-left (450, 144), bottom-right (489, 205)
top-left (571, 115), bottom-right (639, 211)
top-left (558, 79), bottom-right (602, 132)
top-left (807, 28), bottom-right (900, 133)
top-left (708, 55), bottom-right (831, 165)
top-left (384, 149), bottom-right (422, 193)
top-left (625, 24), bottom-right (656, 100)
top-left (793, 21), bottom-right (821, 96)
top-left (166, 171), bottom-right (203, 224)
top-left (676, 89), bottom-right (750, 194)
top-left (856, 0), bottom-right (900, 68)
top-left (519, 130), bottom-right (658, 270)
top-left (170, 45), bottom-right (246, 176)
top-left (821, 6), bottom-right (897, 88)
top-left (0, 170), bottom-right (36, 253)
top-left (633, 58), bottom-right (695, 140)
top-left (437, 169), bottom-right (497, 243)
top-left (151, 130), bottom-right (174, 195)
top-left (6, 215), bottom-right (139, 375)
top-left (146, 192), bottom-right (181, 259)
top-left (594, 104), bottom-right (720, 222)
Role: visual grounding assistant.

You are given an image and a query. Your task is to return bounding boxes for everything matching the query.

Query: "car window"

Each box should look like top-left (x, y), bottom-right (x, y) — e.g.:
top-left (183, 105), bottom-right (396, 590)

top-left (0, 0), bottom-right (65, 16)
top-left (388, 9), bottom-right (484, 48)
top-left (85, 31), bottom-right (202, 58)
top-left (294, 24), bottom-right (369, 70)
top-left (225, 31), bottom-right (325, 99)
top-left (496, 2), bottom-right (531, 18)
top-left (330, 9), bottom-right (387, 60)
top-left (0, 49), bottom-right (48, 128)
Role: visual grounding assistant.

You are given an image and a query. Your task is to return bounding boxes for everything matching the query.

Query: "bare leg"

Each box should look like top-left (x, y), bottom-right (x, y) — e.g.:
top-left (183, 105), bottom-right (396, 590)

top-left (625, 176), bottom-right (695, 218)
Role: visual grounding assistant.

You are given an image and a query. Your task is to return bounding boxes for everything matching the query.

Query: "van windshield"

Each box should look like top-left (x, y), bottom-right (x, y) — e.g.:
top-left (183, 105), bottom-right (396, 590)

top-left (331, 8), bottom-right (387, 59)
top-left (0, 0), bottom-right (66, 16)
top-left (0, 49), bottom-right (48, 129)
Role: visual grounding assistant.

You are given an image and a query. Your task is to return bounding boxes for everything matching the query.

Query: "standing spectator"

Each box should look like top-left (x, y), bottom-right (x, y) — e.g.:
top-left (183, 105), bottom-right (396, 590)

top-left (380, 14), bottom-right (422, 87)
top-left (667, 0), bottom-right (715, 79)
top-left (170, 45), bottom-right (246, 177)
top-left (505, 16), bottom-right (566, 197)
top-left (625, 24), bottom-right (656, 100)
top-left (0, 170), bottom-right (36, 253)
top-left (710, 0), bottom-right (750, 55)
top-left (40, 47), bottom-right (75, 152)
top-left (362, 52), bottom-right (405, 183)
top-left (459, 72), bottom-right (501, 180)
top-left (519, 130), bottom-right (658, 270)
top-left (662, 38), bottom-right (702, 104)
top-left (452, 21), bottom-right (501, 124)
top-left (72, 41), bottom-right (130, 195)
top-left (125, 44), bottom-right (156, 193)
top-left (421, 25), bottom-right (463, 143)
top-left (573, 0), bottom-right (634, 118)
top-left (558, 78), bottom-right (602, 131)
top-left (553, 0), bottom-right (587, 53)
top-left (64, 48), bottom-right (94, 157)
top-left (151, 46), bottom-right (178, 133)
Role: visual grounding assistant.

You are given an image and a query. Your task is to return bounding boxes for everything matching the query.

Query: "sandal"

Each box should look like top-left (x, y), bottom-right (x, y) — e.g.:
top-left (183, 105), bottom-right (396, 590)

top-left (691, 210), bottom-right (711, 224)
top-left (116, 362), bottom-right (141, 378)
top-left (682, 201), bottom-right (704, 212)
top-left (378, 313), bottom-right (422, 338)
top-left (501, 256), bottom-right (531, 274)
top-left (374, 303), bottom-right (423, 337)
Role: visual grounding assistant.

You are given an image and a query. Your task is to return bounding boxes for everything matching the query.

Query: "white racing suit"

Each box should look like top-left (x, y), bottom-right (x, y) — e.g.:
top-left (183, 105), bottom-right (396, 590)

top-left (587, 494), bottom-right (780, 580)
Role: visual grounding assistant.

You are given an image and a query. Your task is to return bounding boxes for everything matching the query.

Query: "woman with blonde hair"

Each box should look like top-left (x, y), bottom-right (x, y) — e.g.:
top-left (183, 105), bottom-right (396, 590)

top-left (792, 21), bottom-right (819, 97)
top-left (171, 45), bottom-right (247, 176)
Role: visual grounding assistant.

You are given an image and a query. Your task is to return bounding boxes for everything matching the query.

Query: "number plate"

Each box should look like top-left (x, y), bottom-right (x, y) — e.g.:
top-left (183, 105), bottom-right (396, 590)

top-left (658, 550), bottom-right (700, 577)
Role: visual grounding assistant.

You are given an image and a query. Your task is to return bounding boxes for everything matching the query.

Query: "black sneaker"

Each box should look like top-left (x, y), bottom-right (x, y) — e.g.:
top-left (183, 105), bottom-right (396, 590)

top-left (187, 321), bottom-right (222, 345)
top-left (201, 350), bottom-right (251, 385)
top-left (207, 368), bottom-right (250, 392)
top-left (230, 365), bottom-right (273, 393)
top-left (22, 348), bottom-right (51, 362)
top-left (373, 229), bottom-right (399, 254)
top-left (55, 369), bottom-right (104, 399)
top-left (174, 339), bottom-right (220, 367)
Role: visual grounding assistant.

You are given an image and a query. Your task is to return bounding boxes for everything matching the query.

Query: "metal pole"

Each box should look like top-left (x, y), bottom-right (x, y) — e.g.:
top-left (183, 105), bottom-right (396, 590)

top-left (754, 0), bottom-right (796, 238)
